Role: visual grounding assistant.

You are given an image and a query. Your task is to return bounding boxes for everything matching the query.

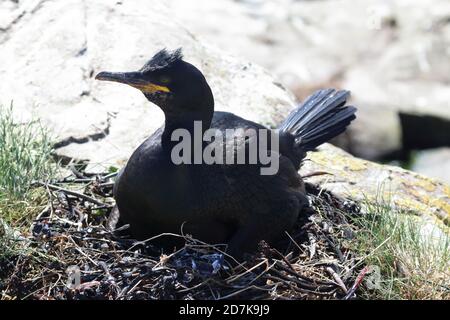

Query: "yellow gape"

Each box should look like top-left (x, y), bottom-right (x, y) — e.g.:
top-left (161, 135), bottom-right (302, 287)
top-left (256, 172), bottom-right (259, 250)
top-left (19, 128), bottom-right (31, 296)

top-left (133, 82), bottom-right (170, 93)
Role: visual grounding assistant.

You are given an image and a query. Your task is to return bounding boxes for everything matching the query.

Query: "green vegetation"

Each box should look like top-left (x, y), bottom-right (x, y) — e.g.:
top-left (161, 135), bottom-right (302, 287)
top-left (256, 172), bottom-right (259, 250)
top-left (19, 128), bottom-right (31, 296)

top-left (0, 104), bottom-right (56, 292)
top-left (0, 104), bottom-right (55, 226)
top-left (351, 199), bottom-right (450, 299)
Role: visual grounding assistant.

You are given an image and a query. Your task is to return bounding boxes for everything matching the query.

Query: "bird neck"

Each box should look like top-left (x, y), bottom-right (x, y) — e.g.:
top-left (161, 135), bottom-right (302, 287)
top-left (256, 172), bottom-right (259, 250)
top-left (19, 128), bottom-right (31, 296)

top-left (161, 80), bottom-right (215, 152)
top-left (161, 108), bottom-right (214, 152)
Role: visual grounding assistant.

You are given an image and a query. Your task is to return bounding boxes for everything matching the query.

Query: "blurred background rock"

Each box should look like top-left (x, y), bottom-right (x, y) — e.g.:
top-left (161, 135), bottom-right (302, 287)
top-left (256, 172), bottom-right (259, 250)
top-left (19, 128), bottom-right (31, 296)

top-left (167, 0), bottom-right (450, 183)
top-left (0, 0), bottom-right (449, 183)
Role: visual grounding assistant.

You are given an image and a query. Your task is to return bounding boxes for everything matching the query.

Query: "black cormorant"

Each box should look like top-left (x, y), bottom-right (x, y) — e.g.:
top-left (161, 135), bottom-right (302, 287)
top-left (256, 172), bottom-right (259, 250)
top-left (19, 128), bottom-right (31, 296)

top-left (96, 48), bottom-right (356, 258)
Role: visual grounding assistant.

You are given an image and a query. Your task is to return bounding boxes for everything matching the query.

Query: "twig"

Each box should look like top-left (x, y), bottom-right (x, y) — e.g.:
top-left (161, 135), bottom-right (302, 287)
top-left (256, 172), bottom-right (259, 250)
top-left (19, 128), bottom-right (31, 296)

top-left (344, 266), bottom-right (369, 300)
top-left (35, 182), bottom-right (109, 207)
top-left (326, 266), bottom-right (348, 294)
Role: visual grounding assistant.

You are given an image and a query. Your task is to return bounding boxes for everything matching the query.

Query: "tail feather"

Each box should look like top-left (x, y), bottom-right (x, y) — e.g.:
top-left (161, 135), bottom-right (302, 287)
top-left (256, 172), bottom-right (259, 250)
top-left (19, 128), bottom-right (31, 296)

top-left (301, 106), bottom-right (356, 141)
top-left (281, 89), bottom-right (349, 135)
top-left (279, 89), bottom-right (356, 154)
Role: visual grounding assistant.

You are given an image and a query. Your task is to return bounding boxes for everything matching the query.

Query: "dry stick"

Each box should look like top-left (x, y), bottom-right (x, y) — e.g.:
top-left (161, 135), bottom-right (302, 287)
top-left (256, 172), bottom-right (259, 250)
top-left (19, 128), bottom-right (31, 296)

top-left (125, 278), bottom-right (143, 297)
top-left (322, 234), bottom-right (345, 262)
top-left (177, 279), bottom-right (212, 293)
top-left (301, 171), bottom-right (333, 179)
top-left (271, 248), bottom-right (296, 272)
top-left (43, 183), bottom-right (56, 220)
top-left (276, 263), bottom-right (334, 286)
top-left (61, 178), bottom-right (94, 183)
top-left (36, 182), bottom-right (108, 207)
top-left (181, 257), bottom-right (271, 295)
top-left (126, 232), bottom-right (191, 251)
top-left (245, 261), bottom-right (277, 287)
top-left (69, 165), bottom-right (88, 179)
top-left (127, 232), bottom-right (241, 265)
top-left (325, 266), bottom-right (348, 294)
top-left (103, 172), bottom-right (118, 180)
top-left (226, 259), bottom-right (269, 284)
top-left (152, 246), bottom-right (186, 269)
top-left (218, 285), bottom-right (271, 300)
top-left (66, 235), bottom-right (99, 266)
top-left (117, 274), bottom-right (147, 299)
top-left (52, 216), bottom-right (82, 228)
top-left (208, 284), bottom-right (218, 300)
top-left (285, 231), bottom-right (303, 252)
top-left (344, 266), bottom-right (369, 300)
top-left (269, 268), bottom-right (334, 292)
top-left (73, 207), bottom-right (85, 226)
top-left (30, 205), bottom-right (51, 234)
top-left (317, 176), bottom-right (331, 198)
top-left (220, 260), bottom-right (276, 291)
top-left (47, 273), bottom-right (62, 297)
top-left (266, 274), bottom-right (307, 297)
top-left (4, 257), bottom-right (24, 297)
top-left (265, 274), bottom-right (331, 296)
top-left (22, 284), bottom-right (53, 300)
top-left (99, 261), bottom-right (114, 281)
top-left (98, 182), bottom-right (115, 188)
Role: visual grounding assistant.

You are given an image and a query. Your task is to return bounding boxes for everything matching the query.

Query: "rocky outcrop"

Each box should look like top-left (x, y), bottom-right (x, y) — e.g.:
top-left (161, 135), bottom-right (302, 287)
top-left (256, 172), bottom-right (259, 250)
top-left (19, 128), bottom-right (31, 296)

top-left (303, 144), bottom-right (450, 232)
top-left (413, 148), bottom-right (450, 185)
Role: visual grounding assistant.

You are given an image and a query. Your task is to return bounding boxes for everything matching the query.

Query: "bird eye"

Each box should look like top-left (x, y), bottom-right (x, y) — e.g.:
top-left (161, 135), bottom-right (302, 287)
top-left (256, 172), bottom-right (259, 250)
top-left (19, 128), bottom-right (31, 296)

top-left (159, 76), bottom-right (171, 84)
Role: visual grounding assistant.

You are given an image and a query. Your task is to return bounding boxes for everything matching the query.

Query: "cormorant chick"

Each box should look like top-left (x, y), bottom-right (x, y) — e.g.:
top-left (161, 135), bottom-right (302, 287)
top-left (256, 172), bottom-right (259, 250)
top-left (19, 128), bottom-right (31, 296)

top-left (96, 48), bottom-right (356, 258)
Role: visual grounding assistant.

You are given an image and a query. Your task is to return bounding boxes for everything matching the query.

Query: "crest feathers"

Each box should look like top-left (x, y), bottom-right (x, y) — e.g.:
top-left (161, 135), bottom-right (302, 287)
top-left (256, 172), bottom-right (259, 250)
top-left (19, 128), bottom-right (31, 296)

top-left (140, 48), bottom-right (183, 72)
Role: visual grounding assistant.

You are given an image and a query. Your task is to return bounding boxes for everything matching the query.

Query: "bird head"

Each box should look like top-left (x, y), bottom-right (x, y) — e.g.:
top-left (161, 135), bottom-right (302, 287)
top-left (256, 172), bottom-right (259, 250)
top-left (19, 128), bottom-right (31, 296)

top-left (95, 48), bottom-right (213, 114)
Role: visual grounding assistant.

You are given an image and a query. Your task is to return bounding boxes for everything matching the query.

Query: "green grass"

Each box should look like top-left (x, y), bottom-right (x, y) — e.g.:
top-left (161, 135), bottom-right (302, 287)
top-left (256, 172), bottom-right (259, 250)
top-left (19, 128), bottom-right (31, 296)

top-left (0, 103), bottom-right (55, 226)
top-left (0, 103), bottom-right (56, 292)
top-left (351, 199), bottom-right (450, 299)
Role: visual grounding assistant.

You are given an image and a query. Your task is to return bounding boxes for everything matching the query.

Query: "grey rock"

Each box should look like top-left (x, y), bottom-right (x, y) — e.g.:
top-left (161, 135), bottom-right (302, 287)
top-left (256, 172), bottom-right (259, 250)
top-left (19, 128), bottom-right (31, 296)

top-left (303, 144), bottom-right (450, 233)
top-left (413, 148), bottom-right (450, 184)
top-left (0, 0), bottom-right (295, 171)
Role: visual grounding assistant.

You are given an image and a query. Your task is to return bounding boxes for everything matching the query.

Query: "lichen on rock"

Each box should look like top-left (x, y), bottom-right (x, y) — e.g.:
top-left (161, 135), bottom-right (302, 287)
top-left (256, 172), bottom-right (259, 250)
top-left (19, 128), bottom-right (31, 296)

top-left (303, 144), bottom-right (450, 232)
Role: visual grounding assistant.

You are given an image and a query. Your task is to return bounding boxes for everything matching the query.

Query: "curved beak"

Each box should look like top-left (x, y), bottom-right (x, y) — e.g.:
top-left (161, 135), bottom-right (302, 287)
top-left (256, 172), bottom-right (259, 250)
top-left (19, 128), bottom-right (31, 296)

top-left (95, 71), bottom-right (170, 93)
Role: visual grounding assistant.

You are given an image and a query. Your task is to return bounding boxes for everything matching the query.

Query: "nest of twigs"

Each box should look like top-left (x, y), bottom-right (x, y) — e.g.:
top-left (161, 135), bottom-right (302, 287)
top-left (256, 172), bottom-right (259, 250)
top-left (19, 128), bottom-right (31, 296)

top-left (1, 169), bottom-right (368, 300)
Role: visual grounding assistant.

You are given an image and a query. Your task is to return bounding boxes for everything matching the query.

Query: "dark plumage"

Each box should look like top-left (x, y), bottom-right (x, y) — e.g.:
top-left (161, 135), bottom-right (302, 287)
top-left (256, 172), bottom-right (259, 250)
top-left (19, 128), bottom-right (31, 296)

top-left (96, 48), bottom-right (356, 258)
top-left (140, 48), bottom-right (184, 72)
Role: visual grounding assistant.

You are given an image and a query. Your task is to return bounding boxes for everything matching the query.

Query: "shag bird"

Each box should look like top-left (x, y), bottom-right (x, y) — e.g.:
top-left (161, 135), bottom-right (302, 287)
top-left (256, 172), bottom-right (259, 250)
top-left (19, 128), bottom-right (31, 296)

top-left (96, 48), bottom-right (356, 258)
